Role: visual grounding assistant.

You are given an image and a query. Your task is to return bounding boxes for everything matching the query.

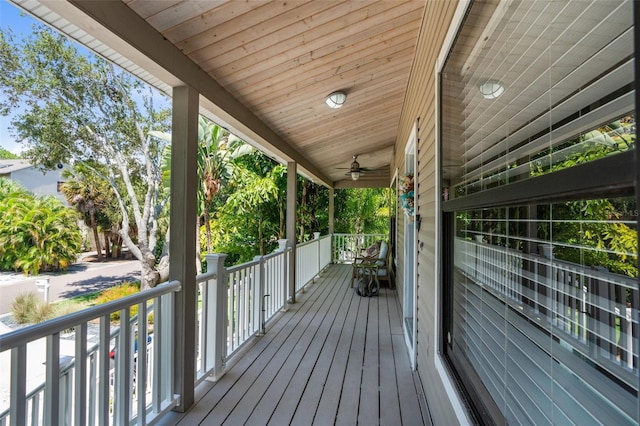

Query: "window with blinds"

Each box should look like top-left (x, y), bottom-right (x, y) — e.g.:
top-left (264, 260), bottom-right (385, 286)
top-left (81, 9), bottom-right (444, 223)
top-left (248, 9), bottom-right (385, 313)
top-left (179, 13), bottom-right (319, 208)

top-left (440, 1), bottom-right (637, 424)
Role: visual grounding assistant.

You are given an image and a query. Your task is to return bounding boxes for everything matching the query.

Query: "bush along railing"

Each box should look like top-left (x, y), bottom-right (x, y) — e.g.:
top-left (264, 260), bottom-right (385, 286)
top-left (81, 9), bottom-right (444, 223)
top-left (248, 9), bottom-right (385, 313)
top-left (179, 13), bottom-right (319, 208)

top-left (0, 280), bottom-right (181, 426)
top-left (332, 233), bottom-right (387, 263)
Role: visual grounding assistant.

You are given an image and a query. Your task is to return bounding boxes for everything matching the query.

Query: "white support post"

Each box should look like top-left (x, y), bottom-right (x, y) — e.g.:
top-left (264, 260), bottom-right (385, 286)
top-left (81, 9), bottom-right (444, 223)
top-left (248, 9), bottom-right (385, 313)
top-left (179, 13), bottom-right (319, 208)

top-left (205, 254), bottom-right (228, 380)
top-left (286, 162), bottom-right (297, 303)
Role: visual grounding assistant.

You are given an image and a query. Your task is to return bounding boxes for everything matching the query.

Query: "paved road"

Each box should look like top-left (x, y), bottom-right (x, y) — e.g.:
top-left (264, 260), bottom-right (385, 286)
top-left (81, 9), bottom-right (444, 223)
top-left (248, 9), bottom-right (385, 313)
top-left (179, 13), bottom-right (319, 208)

top-left (0, 258), bottom-right (141, 315)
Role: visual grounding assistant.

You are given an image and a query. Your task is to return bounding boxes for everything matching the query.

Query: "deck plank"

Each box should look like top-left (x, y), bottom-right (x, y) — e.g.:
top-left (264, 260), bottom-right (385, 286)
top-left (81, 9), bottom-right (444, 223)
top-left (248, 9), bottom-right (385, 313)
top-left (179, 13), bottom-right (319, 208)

top-left (359, 293), bottom-right (380, 425)
top-left (334, 290), bottom-right (368, 424)
top-left (161, 264), bottom-right (428, 426)
top-left (269, 266), bottom-right (353, 424)
top-left (212, 270), bottom-right (338, 424)
top-left (379, 290), bottom-right (403, 425)
top-left (244, 266), bottom-right (348, 424)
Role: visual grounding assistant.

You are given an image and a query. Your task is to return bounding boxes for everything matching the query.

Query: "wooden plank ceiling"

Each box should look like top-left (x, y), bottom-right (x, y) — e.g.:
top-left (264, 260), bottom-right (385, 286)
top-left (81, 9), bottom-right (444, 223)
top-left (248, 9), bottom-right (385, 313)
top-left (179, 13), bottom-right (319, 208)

top-left (118, 0), bottom-right (426, 187)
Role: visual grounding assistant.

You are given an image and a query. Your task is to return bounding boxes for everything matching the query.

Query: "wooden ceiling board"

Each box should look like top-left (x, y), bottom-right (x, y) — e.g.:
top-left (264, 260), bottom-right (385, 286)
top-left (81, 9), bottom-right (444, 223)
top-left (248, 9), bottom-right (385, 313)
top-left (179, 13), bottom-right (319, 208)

top-left (178, 1), bottom-right (324, 57)
top-left (210, 4), bottom-right (422, 89)
top-left (248, 31), bottom-right (419, 113)
top-left (161, 1), bottom-right (264, 43)
top-left (206, 1), bottom-right (419, 78)
top-left (286, 95), bottom-right (406, 149)
top-left (237, 19), bottom-right (420, 102)
top-left (143, 1), bottom-right (231, 32)
top-left (123, 0), bottom-right (179, 19)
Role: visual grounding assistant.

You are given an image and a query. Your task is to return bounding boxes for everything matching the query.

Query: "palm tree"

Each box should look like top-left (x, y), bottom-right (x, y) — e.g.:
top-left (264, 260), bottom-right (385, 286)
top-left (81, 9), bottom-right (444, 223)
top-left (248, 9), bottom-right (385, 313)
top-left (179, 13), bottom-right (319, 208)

top-left (60, 163), bottom-right (112, 261)
top-left (197, 117), bottom-right (252, 253)
top-left (151, 116), bottom-right (252, 261)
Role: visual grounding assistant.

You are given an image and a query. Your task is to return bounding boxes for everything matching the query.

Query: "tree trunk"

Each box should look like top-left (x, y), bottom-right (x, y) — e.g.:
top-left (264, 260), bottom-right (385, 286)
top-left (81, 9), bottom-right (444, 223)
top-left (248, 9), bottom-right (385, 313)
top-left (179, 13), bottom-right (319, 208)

top-left (139, 248), bottom-right (160, 290)
top-left (90, 211), bottom-right (103, 261)
top-left (103, 231), bottom-right (111, 258)
top-left (204, 208), bottom-right (212, 253)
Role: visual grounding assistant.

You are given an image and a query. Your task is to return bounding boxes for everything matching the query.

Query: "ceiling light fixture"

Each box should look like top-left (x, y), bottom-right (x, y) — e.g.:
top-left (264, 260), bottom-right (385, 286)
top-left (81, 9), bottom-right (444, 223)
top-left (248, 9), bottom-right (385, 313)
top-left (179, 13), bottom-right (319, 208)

top-left (351, 171), bottom-right (360, 181)
top-left (479, 79), bottom-right (504, 99)
top-left (325, 91), bottom-right (346, 108)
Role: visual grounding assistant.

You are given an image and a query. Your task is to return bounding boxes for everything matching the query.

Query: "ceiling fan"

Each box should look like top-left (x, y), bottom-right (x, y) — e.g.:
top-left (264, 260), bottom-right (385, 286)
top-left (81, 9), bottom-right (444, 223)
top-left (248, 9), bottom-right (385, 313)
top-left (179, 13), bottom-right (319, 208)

top-left (338, 155), bottom-right (384, 181)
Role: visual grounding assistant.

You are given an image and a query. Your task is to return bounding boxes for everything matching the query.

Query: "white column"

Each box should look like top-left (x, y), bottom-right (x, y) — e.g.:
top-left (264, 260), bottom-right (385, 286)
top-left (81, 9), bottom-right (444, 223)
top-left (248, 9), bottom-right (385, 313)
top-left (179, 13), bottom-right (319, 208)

top-left (329, 187), bottom-right (334, 262)
top-left (286, 162), bottom-right (297, 303)
top-left (170, 85), bottom-right (198, 411)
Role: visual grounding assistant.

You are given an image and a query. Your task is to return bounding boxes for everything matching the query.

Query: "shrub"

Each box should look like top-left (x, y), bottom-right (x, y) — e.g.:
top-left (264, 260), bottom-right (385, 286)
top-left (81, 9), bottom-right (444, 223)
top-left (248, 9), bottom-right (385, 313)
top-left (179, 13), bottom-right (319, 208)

top-left (11, 292), bottom-right (58, 324)
top-left (0, 182), bottom-right (82, 274)
top-left (30, 301), bottom-right (56, 324)
top-left (94, 282), bottom-right (140, 321)
top-left (11, 292), bottom-right (41, 324)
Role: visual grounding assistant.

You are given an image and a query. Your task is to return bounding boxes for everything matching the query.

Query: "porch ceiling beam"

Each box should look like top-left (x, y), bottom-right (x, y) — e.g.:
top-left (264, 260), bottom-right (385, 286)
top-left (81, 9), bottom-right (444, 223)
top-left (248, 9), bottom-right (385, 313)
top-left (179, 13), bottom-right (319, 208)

top-left (334, 176), bottom-right (391, 189)
top-left (62, 0), bottom-right (332, 187)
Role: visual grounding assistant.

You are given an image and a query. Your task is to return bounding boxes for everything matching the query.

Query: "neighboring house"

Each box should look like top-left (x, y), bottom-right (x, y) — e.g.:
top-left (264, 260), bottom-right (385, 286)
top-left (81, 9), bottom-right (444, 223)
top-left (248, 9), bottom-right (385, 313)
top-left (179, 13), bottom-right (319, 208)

top-left (0, 159), bottom-right (68, 205)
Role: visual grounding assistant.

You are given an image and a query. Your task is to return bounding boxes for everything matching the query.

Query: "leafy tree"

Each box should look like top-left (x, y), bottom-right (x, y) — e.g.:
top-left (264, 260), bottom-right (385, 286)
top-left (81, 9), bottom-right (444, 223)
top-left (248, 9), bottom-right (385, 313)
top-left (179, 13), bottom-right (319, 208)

top-left (297, 178), bottom-right (329, 242)
top-left (0, 25), bottom-right (171, 289)
top-left (222, 165), bottom-right (282, 257)
top-left (334, 188), bottom-right (390, 235)
top-left (0, 180), bottom-right (82, 274)
top-left (151, 116), bottom-right (252, 271)
top-left (0, 146), bottom-right (18, 159)
top-left (196, 117), bottom-right (252, 252)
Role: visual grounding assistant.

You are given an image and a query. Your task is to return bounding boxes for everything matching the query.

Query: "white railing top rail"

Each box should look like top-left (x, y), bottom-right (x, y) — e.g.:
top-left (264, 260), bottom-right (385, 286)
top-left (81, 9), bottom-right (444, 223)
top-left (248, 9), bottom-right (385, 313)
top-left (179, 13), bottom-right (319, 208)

top-left (297, 239), bottom-right (318, 248)
top-left (0, 280), bottom-right (181, 351)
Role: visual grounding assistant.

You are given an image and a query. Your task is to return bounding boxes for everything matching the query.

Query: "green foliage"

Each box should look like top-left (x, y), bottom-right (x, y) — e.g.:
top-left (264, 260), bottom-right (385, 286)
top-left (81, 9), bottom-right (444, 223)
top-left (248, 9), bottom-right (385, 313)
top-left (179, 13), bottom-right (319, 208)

top-left (542, 199), bottom-right (637, 277)
top-left (94, 282), bottom-right (141, 321)
top-left (334, 188), bottom-right (390, 235)
top-left (12, 292), bottom-right (85, 324)
top-left (0, 181), bottom-right (82, 274)
top-left (0, 147), bottom-right (19, 159)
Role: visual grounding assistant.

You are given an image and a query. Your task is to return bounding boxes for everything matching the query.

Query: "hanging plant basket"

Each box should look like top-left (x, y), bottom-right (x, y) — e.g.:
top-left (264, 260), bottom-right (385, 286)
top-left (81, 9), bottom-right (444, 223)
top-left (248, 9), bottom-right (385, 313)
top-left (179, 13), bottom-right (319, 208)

top-left (400, 174), bottom-right (414, 221)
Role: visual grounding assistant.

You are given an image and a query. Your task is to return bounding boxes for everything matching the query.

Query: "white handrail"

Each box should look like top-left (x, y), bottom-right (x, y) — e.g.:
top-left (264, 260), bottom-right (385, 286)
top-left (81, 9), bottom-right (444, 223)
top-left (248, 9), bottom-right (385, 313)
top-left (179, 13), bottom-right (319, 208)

top-left (0, 280), bottom-right (181, 425)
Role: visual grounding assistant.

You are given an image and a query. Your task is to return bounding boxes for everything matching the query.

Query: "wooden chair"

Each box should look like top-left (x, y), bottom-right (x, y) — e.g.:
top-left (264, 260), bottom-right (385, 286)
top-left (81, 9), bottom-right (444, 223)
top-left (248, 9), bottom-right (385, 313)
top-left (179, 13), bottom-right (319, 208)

top-left (351, 240), bottom-right (393, 290)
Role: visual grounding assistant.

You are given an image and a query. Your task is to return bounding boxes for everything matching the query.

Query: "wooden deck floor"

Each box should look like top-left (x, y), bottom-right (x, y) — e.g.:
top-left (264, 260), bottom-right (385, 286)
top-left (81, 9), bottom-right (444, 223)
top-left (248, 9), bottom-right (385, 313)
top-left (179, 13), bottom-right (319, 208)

top-left (160, 264), bottom-right (431, 426)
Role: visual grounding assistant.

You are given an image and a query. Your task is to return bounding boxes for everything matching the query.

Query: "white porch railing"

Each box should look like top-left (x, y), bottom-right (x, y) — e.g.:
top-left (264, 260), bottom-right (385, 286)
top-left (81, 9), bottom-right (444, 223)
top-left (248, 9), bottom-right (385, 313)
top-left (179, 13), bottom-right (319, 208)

top-left (0, 280), bottom-right (181, 426)
top-left (0, 232), bottom-right (353, 425)
top-left (332, 233), bottom-right (387, 263)
top-left (195, 235), bottom-right (334, 383)
top-left (295, 234), bottom-right (331, 292)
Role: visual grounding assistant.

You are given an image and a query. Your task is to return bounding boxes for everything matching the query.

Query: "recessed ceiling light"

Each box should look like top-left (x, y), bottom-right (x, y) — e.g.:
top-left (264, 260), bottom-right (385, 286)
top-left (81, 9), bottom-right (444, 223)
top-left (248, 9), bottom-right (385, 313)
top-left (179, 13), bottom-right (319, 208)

top-left (325, 91), bottom-right (347, 108)
top-left (479, 80), bottom-right (504, 99)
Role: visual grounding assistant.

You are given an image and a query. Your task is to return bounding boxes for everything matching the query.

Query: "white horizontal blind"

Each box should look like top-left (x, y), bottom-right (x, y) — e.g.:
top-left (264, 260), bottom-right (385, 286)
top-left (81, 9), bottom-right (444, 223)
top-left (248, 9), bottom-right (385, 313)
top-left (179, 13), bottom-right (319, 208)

top-left (441, 1), bottom-right (638, 424)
